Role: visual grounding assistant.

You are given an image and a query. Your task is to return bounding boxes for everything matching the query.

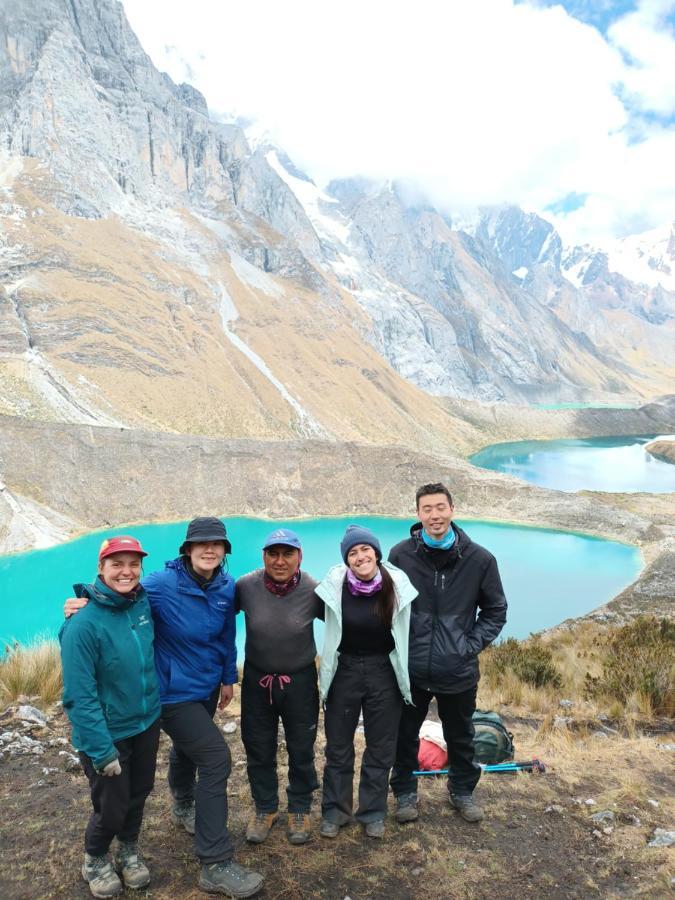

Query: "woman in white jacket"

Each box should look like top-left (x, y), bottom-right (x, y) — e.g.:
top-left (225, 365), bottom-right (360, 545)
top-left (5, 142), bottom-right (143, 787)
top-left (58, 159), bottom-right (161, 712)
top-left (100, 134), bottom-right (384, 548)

top-left (315, 524), bottom-right (417, 840)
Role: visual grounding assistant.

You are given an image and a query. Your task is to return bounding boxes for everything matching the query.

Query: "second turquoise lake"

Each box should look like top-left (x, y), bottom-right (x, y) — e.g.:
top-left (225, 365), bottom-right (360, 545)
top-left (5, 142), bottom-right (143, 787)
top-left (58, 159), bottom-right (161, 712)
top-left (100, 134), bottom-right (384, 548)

top-left (470, 434), bottom-right (675, 493)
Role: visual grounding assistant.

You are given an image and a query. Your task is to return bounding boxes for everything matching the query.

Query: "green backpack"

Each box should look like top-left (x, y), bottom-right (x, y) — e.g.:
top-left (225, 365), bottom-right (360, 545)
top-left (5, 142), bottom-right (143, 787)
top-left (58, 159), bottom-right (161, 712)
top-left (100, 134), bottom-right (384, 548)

top-left (472, 710), bottom-right (514, 764)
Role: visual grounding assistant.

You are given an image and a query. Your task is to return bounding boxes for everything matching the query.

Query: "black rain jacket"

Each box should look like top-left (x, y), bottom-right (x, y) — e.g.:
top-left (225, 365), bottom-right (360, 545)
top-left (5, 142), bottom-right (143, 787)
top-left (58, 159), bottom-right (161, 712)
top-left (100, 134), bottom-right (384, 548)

top-left (388, 522), bottom-right (507, 694)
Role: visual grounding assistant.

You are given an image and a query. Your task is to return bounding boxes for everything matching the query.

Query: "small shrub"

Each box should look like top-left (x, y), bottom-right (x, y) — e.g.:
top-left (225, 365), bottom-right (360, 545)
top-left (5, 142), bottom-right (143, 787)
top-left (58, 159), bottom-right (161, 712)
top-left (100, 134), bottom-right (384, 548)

top-left (0, 639), bottom-right (62, 704)
top-left (584, 617), bottom-right (675, 717)
top-left (484, 636), bottom-right (563, 689)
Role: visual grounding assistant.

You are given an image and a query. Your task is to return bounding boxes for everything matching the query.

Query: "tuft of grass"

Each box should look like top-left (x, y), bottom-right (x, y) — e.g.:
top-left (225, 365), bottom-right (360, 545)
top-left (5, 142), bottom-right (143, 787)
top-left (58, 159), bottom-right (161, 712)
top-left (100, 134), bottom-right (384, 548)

top-left (584, 617), bottom-right (675, 716)
top-left (0, 639), bottom-right (62, 704)
top-left (483, 636), bottom-right (563, 689)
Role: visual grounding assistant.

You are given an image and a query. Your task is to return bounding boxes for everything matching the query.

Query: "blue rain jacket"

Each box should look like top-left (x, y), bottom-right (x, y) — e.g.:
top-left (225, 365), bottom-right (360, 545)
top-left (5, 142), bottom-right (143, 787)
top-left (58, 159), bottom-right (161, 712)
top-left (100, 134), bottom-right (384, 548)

top-left (143, 558), bottom-right (237, 704)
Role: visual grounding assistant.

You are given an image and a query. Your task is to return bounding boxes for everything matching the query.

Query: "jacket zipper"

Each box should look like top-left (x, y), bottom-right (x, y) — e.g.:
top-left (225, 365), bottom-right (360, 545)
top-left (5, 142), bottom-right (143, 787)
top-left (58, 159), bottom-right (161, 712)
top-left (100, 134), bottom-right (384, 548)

top-left (127, 610), bottom-right (148, 725)
top-left (427, 567), bottom-right (440, 681)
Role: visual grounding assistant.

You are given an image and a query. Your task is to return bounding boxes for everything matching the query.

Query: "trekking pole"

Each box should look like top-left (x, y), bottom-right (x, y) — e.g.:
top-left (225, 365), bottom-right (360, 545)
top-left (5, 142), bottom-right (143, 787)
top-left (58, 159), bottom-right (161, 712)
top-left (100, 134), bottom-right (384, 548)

top-left (413, 758), bottom-right (546, 776)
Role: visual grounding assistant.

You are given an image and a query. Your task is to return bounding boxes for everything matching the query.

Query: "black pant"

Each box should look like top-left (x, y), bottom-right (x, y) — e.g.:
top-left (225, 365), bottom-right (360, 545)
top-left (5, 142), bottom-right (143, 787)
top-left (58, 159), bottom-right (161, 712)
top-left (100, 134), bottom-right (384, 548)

top-left (80, 719), bottom-right (161, 856)
top-left (390, 683), bottom-right (481, 797)
top-left (241, 661), bottom-right (319, 814)
top-left (161, 689), bottom-right (235, 864)
top-left (321, 653), bottom-right (403, 825)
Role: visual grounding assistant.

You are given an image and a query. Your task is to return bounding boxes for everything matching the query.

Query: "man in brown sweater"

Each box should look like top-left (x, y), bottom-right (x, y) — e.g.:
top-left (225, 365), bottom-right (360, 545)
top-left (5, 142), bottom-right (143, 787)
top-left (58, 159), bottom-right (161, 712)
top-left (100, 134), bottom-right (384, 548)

top-left (236, 529), bottom-right (323, 846)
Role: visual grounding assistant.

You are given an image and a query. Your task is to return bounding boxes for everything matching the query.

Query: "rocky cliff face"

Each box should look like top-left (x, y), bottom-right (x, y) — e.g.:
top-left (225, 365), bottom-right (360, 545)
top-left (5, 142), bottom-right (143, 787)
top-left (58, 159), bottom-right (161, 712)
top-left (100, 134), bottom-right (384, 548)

top-left (0, 0), bottom-right (673, 441)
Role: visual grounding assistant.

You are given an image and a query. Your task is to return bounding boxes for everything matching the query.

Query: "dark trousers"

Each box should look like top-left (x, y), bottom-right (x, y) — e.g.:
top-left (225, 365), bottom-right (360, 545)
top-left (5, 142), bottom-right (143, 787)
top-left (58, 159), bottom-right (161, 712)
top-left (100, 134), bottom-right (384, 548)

top-left (80, 719), bottom-right (161, 856)
top-left (390, 683), bottom-right (481, 797)
top-left (322, 653), bottom-right (403, 824)
top-left (161, 689), bottom-right (235, 864)
top-left (241, 661), bottom-right (320, 814)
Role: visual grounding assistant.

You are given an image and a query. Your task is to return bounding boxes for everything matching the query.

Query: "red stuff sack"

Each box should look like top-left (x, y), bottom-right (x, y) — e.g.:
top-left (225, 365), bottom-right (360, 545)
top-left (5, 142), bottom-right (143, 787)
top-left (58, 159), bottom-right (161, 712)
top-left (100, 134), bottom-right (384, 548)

top-left (417, 738), bottom-right (448, 771)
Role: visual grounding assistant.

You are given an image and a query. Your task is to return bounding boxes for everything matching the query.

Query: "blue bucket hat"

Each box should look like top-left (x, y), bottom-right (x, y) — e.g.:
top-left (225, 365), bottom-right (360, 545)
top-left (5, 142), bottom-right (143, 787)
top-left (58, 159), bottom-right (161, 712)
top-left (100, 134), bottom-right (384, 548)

top-left (262, 528), bottom-right (302, 551)
top-left (340, 524), bottom-right (382, 563)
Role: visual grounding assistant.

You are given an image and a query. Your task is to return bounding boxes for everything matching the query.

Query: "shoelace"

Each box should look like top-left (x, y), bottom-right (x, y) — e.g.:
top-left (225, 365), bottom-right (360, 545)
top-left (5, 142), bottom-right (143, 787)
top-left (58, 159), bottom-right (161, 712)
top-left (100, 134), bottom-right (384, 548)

top-left (258, 673), bottom-right (291, 704)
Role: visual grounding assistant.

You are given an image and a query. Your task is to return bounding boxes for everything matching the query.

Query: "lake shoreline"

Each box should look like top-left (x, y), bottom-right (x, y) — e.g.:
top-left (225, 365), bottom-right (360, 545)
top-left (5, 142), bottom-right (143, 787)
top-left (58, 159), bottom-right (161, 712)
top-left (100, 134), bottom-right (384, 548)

top-left (1, 411), bottom-right (673, 626)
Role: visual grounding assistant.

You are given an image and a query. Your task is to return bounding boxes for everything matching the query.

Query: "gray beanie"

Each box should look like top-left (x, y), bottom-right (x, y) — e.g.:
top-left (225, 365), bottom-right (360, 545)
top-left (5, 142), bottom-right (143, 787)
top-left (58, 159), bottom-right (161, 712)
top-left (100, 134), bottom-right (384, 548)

top-left (340, 524), bottom-right (382, 563)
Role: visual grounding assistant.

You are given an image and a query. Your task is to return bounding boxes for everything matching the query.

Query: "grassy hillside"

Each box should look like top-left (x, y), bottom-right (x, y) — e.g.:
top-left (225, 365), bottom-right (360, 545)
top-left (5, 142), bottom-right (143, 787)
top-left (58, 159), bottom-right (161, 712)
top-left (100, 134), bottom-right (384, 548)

top-left (0, 621), bottom-right (673, 898)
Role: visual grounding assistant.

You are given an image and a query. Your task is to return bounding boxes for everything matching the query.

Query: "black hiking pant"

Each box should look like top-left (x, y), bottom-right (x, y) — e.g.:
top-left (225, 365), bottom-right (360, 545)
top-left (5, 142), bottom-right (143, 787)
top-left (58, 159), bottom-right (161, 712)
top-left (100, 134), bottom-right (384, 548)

top-left (321, 653), bottom-right (403, 825)
top-left (80, 719), bottom-right (161, 856)
top-left (161, 688), bottom-right (235, 864)
top-left (390, 683), bottom-right (481, 798)
top-left (241, 661), bottom-right (320, 814)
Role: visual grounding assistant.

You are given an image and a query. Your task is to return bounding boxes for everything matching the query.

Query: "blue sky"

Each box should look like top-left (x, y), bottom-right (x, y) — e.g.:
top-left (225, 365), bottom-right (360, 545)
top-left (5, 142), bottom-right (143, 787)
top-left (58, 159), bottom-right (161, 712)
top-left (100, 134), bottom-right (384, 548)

top-left (527, 1), bottom-right (639, 32)
top-left (122, 0), bottom-right (675, 247)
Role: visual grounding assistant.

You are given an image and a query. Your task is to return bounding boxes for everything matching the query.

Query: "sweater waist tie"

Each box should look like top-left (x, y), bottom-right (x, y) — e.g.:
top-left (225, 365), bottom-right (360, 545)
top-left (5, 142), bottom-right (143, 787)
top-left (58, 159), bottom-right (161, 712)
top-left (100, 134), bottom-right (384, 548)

top-left (258, 673), bottom-right (291, 704)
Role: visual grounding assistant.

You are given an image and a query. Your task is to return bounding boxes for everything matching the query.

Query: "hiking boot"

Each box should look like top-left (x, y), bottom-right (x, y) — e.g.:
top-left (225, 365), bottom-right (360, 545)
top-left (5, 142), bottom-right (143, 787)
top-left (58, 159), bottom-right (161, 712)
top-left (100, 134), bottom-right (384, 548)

top-left (245, 811), bottom-right (278, 843)
top-left (395, 792), bottom-right (419, 824)
top-left (287, 812), bottom-right (312, 845)
top-left (364, 819), bottom-right (385, 839)
top-left (172, 800), bottom-right (196, 835)
top-left (81, 853), bottom-right (123, 898)
top-left (319, 818), bottom-right (340, 838)
top-left (114, 841), bottom-right (150, 890)
top-left (449, 793), bottom-right (484, 822)
top-left (198, 860), bottom-right (264, 897)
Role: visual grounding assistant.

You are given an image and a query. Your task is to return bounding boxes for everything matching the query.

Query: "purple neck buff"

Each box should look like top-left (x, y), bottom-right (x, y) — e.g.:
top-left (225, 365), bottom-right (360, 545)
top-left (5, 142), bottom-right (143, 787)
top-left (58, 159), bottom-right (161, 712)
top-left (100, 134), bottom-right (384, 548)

top-left (264, 570), bottom-right (301, 597)
top-left (346, 566), bottom-right (383, 596)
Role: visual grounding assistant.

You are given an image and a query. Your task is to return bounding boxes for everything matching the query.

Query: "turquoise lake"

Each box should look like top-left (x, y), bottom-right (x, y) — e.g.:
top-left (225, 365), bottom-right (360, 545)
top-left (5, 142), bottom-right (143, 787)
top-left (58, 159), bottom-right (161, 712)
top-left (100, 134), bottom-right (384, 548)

top-left (470, 434), bottom-right (675, 493)
top-left (0, 517), bottom-right (641, 655)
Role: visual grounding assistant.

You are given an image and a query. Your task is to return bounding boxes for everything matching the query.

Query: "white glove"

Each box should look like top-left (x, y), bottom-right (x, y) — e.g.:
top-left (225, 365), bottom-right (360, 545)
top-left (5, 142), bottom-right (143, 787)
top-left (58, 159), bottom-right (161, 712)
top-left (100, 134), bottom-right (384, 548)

top-left (101, 759), bottom-right (122, 777)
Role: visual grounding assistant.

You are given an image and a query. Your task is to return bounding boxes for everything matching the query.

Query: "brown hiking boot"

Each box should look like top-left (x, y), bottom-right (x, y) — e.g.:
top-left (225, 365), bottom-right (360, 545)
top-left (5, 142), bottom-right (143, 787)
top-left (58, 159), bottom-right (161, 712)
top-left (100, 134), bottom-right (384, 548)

top-left (287, 813), bottom-right (312, 844)
top-left (81, 853), bottom-right (123, 898)
top-left (449, 793), bottom-right (484, 822)
top-left (114, 841), bottom-right (150, 890)
top-left (246, 811), bottom-right (278, 843)
top-left (395, 792), bottom-right (419, 824)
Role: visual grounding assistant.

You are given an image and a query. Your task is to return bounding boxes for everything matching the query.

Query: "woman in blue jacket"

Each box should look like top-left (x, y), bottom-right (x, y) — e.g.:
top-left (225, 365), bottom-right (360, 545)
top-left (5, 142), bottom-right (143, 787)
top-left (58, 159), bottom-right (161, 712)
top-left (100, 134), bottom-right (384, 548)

top-left (60, 535), bottom-right (160, 899)
top-left (66, 518), bottom-right (263, 899)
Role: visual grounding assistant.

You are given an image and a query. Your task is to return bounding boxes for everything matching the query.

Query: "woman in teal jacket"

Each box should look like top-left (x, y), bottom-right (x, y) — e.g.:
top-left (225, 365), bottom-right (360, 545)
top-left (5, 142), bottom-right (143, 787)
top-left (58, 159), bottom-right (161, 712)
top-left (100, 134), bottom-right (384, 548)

top-left (60, 535), bottom-right (161, 900)
top-left (315, 524), bottom-right (417, 840)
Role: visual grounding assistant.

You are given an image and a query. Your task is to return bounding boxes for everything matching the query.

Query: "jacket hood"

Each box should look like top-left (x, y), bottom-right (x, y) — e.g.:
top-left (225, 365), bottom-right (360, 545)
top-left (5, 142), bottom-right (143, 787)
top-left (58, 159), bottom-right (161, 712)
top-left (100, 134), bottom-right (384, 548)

top-left (74, 577), bottom-right (139, 610)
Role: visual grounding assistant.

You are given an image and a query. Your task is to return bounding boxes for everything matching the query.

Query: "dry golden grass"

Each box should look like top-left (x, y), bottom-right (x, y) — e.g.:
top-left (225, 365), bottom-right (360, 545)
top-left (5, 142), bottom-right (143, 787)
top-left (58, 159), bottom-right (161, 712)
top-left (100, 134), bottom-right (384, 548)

top-left (0, 638), bottom-right (62, 705)
top-left (480, 617), bottom-right (674, 726)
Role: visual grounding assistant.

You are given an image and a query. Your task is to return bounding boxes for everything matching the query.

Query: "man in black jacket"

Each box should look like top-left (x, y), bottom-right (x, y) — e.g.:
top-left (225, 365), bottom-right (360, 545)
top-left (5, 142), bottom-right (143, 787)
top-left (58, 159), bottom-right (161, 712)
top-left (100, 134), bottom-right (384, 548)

top-left (389, 483), bottom-right (507, 823)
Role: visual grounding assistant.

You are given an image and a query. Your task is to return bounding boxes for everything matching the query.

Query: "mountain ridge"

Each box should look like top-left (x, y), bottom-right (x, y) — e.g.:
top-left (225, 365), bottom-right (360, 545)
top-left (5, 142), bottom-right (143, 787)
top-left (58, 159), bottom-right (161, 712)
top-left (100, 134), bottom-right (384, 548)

top-left (0, 0), bottom-right (673, 444)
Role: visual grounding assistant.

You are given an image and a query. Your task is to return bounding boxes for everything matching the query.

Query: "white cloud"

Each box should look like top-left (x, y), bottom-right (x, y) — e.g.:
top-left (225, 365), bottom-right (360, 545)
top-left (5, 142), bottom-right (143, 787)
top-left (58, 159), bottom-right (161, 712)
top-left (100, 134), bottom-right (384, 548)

top-left (608, 0), bottom-right (675, 115)
top-left (121, 0), bottom-right (675, 247)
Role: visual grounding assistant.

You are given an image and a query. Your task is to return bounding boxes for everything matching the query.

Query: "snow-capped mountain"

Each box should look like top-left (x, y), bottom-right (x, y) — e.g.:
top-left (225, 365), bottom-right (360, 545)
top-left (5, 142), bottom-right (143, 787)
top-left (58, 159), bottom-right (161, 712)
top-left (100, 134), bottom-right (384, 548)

top-left (0, 0), bottom-right (673, 446)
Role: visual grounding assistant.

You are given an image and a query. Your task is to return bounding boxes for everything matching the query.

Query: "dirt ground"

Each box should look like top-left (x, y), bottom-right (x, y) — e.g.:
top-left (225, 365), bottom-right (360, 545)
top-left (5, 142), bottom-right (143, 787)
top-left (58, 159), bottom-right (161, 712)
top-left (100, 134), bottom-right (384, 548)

top-left (1, 697), bottom-right (673, 900)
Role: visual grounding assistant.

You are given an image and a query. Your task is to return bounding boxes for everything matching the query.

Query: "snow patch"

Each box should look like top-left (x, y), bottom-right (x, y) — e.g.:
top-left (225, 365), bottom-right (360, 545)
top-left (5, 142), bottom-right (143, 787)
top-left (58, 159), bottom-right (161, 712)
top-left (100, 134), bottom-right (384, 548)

top-left (229, 252), bottom-right (284, 298)
top-left (606, 224), bottom-right (675, 292)
top-left (0, 481), bottom-right (76, 552)
top-left (0, 154), bottom-right (23, 191)
top-left (512, 266), bottom-right (528, 279)
top-left (217, 284), bottom-right (325, 438)
top-left (266, 150), bottom-right (351, 246)
top-left (24, 349), bottom-right (124, 427)
top-left (538, 231), bottom-right (553, 261)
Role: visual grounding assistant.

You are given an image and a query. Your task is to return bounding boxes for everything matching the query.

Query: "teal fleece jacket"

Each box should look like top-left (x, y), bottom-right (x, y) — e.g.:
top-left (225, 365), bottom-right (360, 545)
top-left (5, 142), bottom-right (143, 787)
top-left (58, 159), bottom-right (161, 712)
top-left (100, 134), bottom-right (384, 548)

top-left (59, 578), bottom-right (161, 770)
top-left (315, 562), bottom-right (417, 705)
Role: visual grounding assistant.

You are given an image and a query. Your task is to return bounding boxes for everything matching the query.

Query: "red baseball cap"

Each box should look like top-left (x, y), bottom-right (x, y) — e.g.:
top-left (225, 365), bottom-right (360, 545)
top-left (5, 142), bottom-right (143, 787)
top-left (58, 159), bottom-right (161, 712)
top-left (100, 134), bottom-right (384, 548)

top-left (98, 535), bottom-right (148, 562)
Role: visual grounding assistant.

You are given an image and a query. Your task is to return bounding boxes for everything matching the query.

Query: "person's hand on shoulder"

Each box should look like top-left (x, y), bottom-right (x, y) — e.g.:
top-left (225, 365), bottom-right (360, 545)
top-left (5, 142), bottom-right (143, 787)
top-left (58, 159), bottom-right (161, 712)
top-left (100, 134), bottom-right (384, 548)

top-left (64, 597), bottom-right (88, 618)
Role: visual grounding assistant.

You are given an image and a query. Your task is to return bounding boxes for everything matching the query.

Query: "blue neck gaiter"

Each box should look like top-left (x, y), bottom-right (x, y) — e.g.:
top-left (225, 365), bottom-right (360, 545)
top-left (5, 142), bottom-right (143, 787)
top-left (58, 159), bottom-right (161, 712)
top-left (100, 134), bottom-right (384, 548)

top-left (421, 528), bottom-right (456, 550)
